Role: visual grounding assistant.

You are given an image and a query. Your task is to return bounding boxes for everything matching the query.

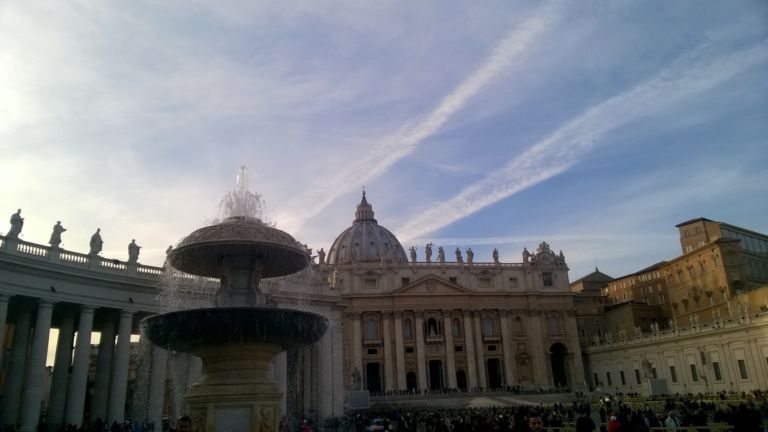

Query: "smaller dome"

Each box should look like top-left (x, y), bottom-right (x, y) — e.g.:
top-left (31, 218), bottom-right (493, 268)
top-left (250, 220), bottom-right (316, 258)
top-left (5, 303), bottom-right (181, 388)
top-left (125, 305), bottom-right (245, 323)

top-left (327, 192), bottom-right (407, 265)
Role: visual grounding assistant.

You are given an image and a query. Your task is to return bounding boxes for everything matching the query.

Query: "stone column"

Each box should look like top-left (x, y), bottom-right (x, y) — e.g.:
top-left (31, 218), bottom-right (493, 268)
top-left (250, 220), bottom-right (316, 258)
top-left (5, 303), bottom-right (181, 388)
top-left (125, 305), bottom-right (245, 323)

top-left (565, 312), bottom-right (586, 390)
top-left (527, 311), bottom-right (548, 386)
top-left (65, 306), bottom-right (95, 426)
top-left (0, 294), bottom-right (10, 367)
top-left (393, 312), bottom-right (406, 390)
top-left (148, 345), bottom-right (168, 428)
top-left (499, 310), bottom-right (516, 387)
top-left (331, 322), bottom-right (345, 416)
top-left (462, 310), bottom-right (478, 389)
top-left (0, 305), bottom-right (31, 426)
top-left (107, 310), bottom-right (134, 423)
top-left (91, 314), bottom-right (116, 421)
top-left (273, 351), bottom-right (287, 414)
top-left (442, 311), bottom-right (457, 389)
top-left (472, 311), bottom-right (487, 388)
top-left (351, 313), bottom-right (363, 384)
top-left (382, 312), bottom-right (394, 391)
top-left (414, 312), bottom-right (427, 391)
top-left (48, 310), bottom-right (76, 425)
top-left (19, 300), bottom-right (55, 432)
top-left (317, 318), bottom-right (334, 418)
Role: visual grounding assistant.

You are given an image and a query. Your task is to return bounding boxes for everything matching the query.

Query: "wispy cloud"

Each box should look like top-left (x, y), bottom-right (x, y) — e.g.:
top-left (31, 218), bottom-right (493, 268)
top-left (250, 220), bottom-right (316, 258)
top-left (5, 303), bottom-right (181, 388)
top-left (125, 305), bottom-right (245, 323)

top-left (395, 41), bottom-right (768, 241)
top-left (275, 2), bottom-right (567, 232)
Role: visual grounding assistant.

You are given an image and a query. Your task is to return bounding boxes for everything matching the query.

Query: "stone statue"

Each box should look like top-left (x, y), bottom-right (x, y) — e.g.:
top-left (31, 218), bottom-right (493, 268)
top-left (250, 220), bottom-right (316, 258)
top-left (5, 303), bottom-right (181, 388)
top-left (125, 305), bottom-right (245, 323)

top-left (166, 245), bottom-right (173, 256)
top-left (455, 247), bottom-right (463, 263)
top-left (317, 248), bottom-right (326, 265)
top-left (425, 243), bottom-right (432, 263)
top-left (409, 246), bottom-right (417, 263)
top-left (128, 239), bottom-right (141, 263)
top-left (89, 228), bottom-right (103, 255)
top-left (492, 248), bottom-right (500, 264)
top-left (437, 246), bottom-right (445, 263)
top-left (466, 247), bottom-right (474, 264)
top-left (351, 367), bottom-right (361, 390)
top-left (49, 221), bottom-right (66, 247)
top-left (7, 209), bottom-right (23, 239)
top-left (558, 250), bottom-right (565, 265)
top-left (522, 247), bottom-right (531, 264)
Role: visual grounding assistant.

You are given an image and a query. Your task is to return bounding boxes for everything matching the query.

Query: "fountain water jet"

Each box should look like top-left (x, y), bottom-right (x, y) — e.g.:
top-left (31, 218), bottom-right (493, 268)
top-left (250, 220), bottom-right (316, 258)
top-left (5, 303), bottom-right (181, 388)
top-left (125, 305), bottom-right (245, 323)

top-left (141, 168), bottom-right (327, 432)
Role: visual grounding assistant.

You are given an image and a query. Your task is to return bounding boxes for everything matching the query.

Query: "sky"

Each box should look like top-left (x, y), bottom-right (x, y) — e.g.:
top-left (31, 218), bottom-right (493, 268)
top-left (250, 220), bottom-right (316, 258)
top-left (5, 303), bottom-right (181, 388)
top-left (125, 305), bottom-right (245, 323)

top-left (2, 1), bottom-right (767, 282)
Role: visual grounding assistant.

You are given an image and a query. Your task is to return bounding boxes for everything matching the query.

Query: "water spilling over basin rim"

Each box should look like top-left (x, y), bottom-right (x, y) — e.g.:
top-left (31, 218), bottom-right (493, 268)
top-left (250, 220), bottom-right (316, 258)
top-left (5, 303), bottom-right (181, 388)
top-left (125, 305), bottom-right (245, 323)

top-left (141, 307), bottom-right (328, 352)
top-left (168, 217), bottom-right (309, 278)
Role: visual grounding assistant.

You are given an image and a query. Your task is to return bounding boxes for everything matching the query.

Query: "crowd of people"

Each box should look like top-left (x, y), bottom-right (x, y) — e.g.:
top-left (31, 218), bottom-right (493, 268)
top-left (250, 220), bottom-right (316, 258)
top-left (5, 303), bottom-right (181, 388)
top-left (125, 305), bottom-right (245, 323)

top-left (300, 391), bottom-right (767, 432)
top-left (0, 391), bottom-right (765, 432)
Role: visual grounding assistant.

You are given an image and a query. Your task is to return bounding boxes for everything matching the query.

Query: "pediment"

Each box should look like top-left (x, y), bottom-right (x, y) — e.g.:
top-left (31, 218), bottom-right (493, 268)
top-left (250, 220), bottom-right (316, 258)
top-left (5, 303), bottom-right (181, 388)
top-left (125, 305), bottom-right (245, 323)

top-left (391, 275), bottom-right (472, 295)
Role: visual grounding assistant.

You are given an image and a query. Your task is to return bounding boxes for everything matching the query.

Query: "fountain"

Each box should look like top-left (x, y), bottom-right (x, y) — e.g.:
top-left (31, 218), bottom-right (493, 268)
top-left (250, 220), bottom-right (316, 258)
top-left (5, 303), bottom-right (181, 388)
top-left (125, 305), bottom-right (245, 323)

top-left (141, 167), bottom-right (327, 432)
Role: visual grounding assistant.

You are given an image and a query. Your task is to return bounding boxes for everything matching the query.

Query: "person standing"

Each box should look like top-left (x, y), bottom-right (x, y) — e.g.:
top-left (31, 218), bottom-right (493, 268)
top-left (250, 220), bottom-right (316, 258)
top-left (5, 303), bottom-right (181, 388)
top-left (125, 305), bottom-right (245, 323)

top-left (575, 411), bottom-right (596, 432)
top-left (176, 416), bottom-right (192, 432)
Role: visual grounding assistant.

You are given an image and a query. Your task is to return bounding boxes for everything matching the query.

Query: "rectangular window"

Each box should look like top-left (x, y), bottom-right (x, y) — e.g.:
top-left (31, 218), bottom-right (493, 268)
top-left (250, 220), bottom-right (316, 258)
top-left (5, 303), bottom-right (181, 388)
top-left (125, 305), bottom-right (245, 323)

top-left (542, 272), bottom-right (553, 287)
top-left (652, 367), bottom-right (657, 379)
top-left (634, 369), bottom-right (641, 385)
top-left (449, 277), bottom-right (458, 284)
top-left (669, 366), bottom-right (678, 383)
top-left (620, 370), bottom-right (626, 386)
top-left (593, 373), bottom-right (599, 387)
top-left (367, 349), bottom-right (377, 355)
top-left (606, 372), bottom-right (612, 386)
top-left (454, 345), bottom-right (463, 352)
top-left (364, 278), bottom-right (377, 289)
top-left (689, 364), bottom-right (699, 382)
top-left (401, 277), bottom-right (410, 286)
top-left (738, 359), bottom-right (749, 379)
top-left (405, 347), bottom-right (414, 354)
top-left (508, 277), bottom-right (518, 288)
top-left (478, 277), bottom-right (490, 288)
top-left (713, 362), bottom-right (722, 381)
top-left (487, 345), bottom-right (497, 352)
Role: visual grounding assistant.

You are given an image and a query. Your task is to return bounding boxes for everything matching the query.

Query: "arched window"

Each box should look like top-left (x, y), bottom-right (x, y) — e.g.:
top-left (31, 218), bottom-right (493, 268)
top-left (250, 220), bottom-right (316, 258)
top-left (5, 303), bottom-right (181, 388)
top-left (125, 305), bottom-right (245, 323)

top-left (482, 317), bottom-right (494, 336)
top-left (452, 317), bottom-right (462, 338)
top-left (403, 319), bottom-right (413, 340)
top-left (427, 317), bottom-right (440, 337)
top-left (366, 319), bottom-right (378, 339)
top-left (514, 317), bottom-right (524, 335)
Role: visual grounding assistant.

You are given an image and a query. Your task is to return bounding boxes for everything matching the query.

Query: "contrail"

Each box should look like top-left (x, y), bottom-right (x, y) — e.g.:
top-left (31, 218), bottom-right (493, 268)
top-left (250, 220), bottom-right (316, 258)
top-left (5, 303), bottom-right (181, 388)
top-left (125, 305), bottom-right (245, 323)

top-left (275, 2), bottom-right (567, 232)
top-left (395, 42), bottom-right (768, 241)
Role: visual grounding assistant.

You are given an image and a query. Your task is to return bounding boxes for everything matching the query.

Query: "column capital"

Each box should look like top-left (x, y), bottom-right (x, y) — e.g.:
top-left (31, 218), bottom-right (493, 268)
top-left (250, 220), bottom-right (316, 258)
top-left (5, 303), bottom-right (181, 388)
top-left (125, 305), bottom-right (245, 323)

top-left (393, 310), bottom-right (403, 319)
top-left (381, 311), bottom-right (393, 320)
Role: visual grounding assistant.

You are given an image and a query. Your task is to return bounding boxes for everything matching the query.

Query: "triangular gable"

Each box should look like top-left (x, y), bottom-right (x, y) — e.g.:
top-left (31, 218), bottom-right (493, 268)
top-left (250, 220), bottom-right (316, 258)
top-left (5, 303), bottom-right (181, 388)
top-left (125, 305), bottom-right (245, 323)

top-left (391, 274), bottom-right (472, 295)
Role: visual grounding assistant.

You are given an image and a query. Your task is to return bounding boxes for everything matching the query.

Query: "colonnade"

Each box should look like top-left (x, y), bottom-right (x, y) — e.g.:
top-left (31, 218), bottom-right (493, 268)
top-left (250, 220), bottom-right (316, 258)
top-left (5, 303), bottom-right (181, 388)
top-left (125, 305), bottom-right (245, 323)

top-left (349, 308), bottom-right (586, 392)
top-left (0, 294), bottom-right (168, 431)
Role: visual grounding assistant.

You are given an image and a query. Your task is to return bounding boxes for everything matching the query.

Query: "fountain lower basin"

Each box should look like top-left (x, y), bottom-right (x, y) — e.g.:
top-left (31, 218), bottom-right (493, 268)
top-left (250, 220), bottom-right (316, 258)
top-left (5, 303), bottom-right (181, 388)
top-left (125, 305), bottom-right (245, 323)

top-left (141, 307), bottom-right (327, 353)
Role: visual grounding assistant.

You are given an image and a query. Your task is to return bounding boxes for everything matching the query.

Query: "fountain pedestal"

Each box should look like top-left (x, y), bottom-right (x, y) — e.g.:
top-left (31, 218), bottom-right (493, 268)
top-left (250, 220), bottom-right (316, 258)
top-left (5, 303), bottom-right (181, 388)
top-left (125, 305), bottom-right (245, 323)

top-left (186, 344), bottom-right (282, 432)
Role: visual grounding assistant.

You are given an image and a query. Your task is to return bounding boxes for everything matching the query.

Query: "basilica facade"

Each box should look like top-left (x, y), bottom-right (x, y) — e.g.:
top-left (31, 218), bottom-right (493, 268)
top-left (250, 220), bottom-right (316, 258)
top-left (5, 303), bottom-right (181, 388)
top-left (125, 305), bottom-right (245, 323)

top-left (316, 193), bottom-right (584, 395)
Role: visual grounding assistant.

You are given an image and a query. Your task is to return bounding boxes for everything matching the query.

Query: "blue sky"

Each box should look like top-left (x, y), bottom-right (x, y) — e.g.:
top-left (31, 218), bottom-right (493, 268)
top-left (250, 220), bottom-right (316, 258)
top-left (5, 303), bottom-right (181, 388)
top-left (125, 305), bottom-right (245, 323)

top-left (2, 1), bottom-right (767, 281)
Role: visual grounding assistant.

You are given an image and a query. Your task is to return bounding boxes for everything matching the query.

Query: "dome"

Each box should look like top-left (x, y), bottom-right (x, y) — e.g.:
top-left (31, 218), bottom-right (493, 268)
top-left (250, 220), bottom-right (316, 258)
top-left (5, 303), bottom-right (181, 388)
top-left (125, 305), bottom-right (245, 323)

top-left (327, 192), bottom-right (407, 265)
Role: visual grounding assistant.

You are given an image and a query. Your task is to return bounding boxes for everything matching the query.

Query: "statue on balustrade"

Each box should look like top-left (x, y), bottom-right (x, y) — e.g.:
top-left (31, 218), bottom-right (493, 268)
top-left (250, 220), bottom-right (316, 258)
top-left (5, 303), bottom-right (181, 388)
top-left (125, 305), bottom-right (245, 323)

top-left (409, 246), bottom-right (417, 263)
top-left (492, 247), bottom-right (500, 264)
top-left (437, 246), bottom-right (445, 263)
top-left (7, 209), bottom-right (23, 239)
top-left (466, 247), bottom-right (474, 264)
top-left (455, 247), bottom-right (463, 263)
top-left (49, 221), bottom-right (66, 247)
top-left (522, 247), bottom-right (531, 264)
top-left (425, 243), bottom-right (432, 263)
top-left (89, 228), bottom-right (103, 255)
top-left (128, 239), bottom-right (141, 263)
top-left (317, 247), bottom-right (326, 265)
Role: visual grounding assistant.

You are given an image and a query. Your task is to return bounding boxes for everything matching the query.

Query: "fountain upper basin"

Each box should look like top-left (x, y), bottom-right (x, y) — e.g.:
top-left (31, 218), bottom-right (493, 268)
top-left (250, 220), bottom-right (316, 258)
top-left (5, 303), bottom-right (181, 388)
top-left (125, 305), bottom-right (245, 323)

top-left (141, 307), bottom-right (328, 353)
top-left (168, 216), bottom-right (309, 278)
